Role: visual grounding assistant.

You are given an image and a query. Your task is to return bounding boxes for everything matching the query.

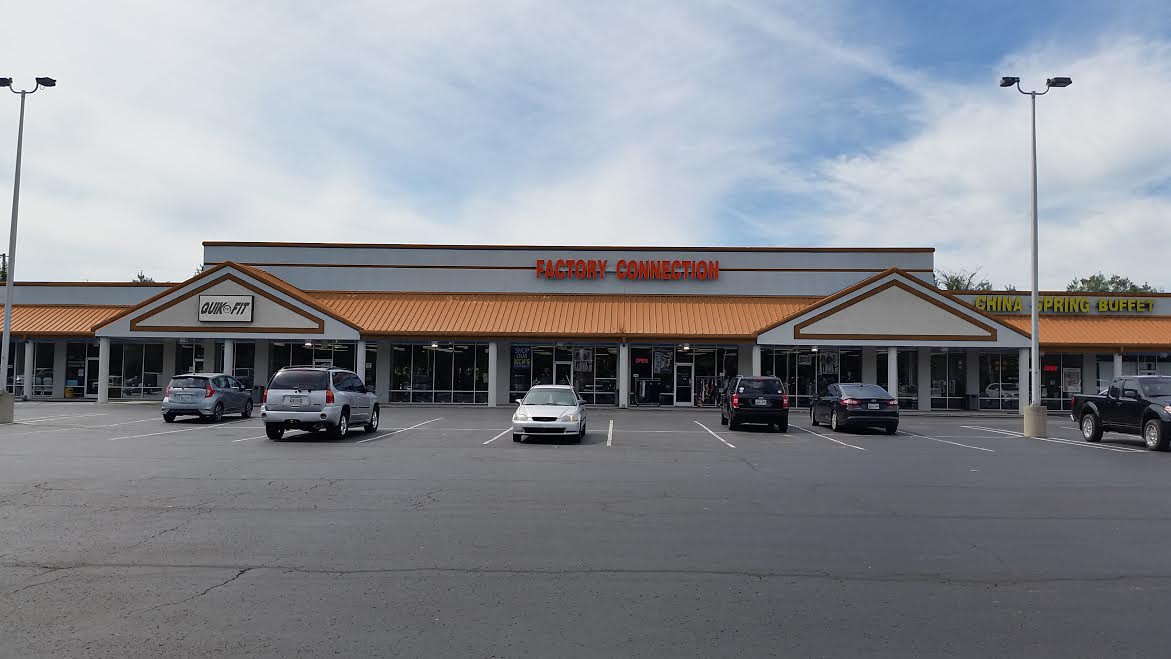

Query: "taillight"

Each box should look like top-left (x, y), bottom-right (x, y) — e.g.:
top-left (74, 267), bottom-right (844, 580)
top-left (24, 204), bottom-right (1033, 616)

top-left (325, 389), bottom-right (335, 404)
top-left (731, 394), bottom-right (740, 409)
top-left (262, 389), bottom-right (268, 404)
top-left (165, 384), bottom-right (171, 397)
top-left (779, 394), bottom-right (789, 408)
top-left (204, 383), bottom-right (214, 398)
top-left (887, 399), bottom-right (899, 407)
top-left (841, 398), bottom-right (859, 406)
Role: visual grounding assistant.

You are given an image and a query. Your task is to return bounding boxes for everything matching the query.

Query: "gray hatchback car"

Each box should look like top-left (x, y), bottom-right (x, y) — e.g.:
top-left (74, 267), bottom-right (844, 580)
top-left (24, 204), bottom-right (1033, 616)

top-left (260, 366), bottom-right (379, 440)
top-left (161, 373), bottom-right (254, 423)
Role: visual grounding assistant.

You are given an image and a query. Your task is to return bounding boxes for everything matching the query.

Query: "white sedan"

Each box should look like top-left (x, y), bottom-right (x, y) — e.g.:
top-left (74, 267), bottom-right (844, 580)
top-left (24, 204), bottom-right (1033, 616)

top-left (512, 385), bottom-right (587, 443)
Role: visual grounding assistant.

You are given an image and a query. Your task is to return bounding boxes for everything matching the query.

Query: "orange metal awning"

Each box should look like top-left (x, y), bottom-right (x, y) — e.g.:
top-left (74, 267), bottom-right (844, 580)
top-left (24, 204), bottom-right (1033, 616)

top-left (12, 305), bottom-right (131, 337)
top-left (996, 315), bottom-right (1171, 351)
top-left (310, 292), bottom-right (820, 340)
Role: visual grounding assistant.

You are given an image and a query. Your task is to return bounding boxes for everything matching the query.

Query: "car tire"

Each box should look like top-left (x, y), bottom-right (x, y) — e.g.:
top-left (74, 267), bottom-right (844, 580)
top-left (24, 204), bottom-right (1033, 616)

top-left (1080, 413), bottom-right (1103, 443)
top-left (776, 422), bottom-right (788, 433)
top-left (720, 410), bottom-right (728, 426)
top-left (728, 415), bottom-right (739, 431)
top-left (242, 400), bottom-right (253, 419)
top-left (209, 402), bottom-right (224, 423)
top-left (163, 412), bottom-right (176, 423)
top-left (364, 405), bottom-right (380, 433)
top-left (265, 424), bottom-right (285, 441)
top-left (886, 424), bottom-right (898, 435)
top-left (810, 408), bottom-right (819, 427)
top-left (513, 433), bottom-right (523, 443)
top-left (330, 412), bottom-right (349, 440)
top-left (1144, 419), bottom-right (1169, 451)
top-left (830, 410), bottom-right (842, 432)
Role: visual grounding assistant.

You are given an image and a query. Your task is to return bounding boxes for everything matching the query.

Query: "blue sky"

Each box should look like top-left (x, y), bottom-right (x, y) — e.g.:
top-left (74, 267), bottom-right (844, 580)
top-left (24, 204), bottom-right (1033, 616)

top-left (2, 0), bottom-right (1171, 288)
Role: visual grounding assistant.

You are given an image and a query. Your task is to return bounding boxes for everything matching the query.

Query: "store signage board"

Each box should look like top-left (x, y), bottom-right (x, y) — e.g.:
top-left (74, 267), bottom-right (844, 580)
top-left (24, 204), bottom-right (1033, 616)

top-left (534, 257), bottom-right (719, 281)
top-left (972, 294), bottom-right (1156, 314)
top-left (198, 295), bottom-right (254, 322)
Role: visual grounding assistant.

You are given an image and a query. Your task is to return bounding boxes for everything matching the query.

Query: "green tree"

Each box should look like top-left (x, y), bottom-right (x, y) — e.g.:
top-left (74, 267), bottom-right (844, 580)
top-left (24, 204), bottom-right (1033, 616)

top-left (132, 270), bottom-right (155, 283)
top-left (935, 268), bottom-right (991, 291)
top-left (1066, 273), bottom-right (1161, 293)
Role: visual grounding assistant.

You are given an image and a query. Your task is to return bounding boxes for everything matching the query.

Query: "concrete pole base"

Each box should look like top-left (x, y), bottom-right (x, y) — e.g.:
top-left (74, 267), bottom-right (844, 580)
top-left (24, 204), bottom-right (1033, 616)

top-left (0, 392), bottom-right (13, 424)
top-left (1023, 404), bottom-right (1048, 438)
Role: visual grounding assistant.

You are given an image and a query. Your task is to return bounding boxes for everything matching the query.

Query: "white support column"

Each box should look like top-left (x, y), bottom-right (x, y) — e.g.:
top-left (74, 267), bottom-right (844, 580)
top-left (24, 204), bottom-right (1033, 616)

top-left (751, 345), bottom-right (762, 376)
top-left (487, 341), bottom-right (500, 408)
top-left (51, 342), bottom-right (66, 399)
top-left (738, 344), bottom-right (753, 379)
top-left (355, 340), bottom-right (367, 384)
top-left (223, 339), bottom-right (235, 377)
top-left (376, 341), bottom-right (391, 403)
top-left (861, 347), bottom-right (877, 384)
top-left (97, 337), bottom-right (111, 403)
top-left (887, 347), bottom-right (898, 401)
top-left (917, 347), bottom-right (931, 411)
top-left (22, 341), bottom-right (34, 400)
top-left (493, 341), bottom-right (511, 406)
top-left (1019, 347), bottom-right (1032, 412)
top-left (161, 340), bottom-right (177, 386)
top-left (1113, 353), bottom-right (1123, 381)
top-left (254, 341), bottom-right (270, 389)
top-left (965, 349), bottom-right (980, 410)
top-left (618, 342), bottom-right (630, 408)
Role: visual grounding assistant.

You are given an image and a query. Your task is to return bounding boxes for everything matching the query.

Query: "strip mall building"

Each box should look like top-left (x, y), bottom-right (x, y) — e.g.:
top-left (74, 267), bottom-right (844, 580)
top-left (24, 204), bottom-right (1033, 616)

top-left (4, 242), bottom-right (1167, 412)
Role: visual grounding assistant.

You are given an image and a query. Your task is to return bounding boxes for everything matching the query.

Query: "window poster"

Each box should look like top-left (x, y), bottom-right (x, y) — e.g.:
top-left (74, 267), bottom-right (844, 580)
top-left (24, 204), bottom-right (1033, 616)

top-left (1062, 367), bottom-right (1082, 393)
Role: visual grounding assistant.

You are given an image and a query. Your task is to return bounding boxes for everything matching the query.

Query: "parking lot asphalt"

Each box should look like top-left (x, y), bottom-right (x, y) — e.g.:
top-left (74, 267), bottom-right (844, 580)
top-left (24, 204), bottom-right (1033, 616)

top-left (2, 402), bottom-right (1171, 657)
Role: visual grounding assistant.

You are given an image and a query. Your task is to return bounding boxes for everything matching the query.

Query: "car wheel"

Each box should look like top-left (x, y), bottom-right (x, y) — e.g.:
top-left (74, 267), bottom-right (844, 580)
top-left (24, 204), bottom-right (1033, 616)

top-left (886, 424), bottom-right (898, 435)
top-left (728, 414), bottom-right (739, 431)
top-left (830, 410), bottom-right (842, 432)
top-left (720, 409), bottom-right (728, 426)
top-left (1080, 414), bottom-right (1103, 443)
top-left (513, 433), bottom-right (523, 442)
top-left (242, 400), bottom-right (253, 419)
top-left (1144, 419), bottom-right (1169, 451)
top-left (810, 408), bottom-right (819, 426)
top-left (265, 423), bottom-right (285, 441)
top-left (364, 405), bottom-right (380, 433)
top-left (210, 402), bottom-right (224, 423)
top-left (163, 412), bottom-right (176, 423)
top-left (331, 413), bottom-right (349, 440)
top-left (777, 422), bottom-right (788, 433)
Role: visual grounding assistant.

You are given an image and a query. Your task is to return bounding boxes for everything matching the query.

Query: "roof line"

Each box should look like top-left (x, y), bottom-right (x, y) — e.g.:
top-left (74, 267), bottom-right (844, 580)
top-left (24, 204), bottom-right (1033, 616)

top-left (203, 240), bottom-right (935, 253)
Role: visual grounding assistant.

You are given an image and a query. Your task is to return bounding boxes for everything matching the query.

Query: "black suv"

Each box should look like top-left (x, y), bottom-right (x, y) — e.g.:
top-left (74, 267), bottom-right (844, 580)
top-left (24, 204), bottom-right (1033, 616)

top-left (719, 375), bottom-right (789, 432)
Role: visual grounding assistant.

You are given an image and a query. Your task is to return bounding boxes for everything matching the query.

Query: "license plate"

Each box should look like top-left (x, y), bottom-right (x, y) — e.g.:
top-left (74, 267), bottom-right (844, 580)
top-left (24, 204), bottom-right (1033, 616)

top-left (285, 396), bottom-right (305, 407)
top-left (867, 403), bottom-right (880, 410)
top-left (178, 394), bottom-right (192, 402)
top-left (755, 398), bottom-right (768, 406)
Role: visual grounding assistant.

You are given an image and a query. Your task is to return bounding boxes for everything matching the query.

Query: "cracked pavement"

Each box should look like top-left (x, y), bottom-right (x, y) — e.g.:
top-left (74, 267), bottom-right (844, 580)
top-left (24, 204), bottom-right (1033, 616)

top-left (2, 402), bottom-right (1171, 657)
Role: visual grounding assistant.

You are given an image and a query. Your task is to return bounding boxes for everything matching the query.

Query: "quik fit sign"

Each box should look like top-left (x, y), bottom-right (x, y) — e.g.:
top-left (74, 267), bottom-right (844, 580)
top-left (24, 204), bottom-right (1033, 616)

top-left (198, 295), bottom-right (254, 322)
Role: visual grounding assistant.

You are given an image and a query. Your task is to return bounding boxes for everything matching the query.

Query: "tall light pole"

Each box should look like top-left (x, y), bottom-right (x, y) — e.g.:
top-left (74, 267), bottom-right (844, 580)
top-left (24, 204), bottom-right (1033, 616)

top-left (1000, 75), bottom-right (1071, 438)
top-left (0, 76), bottom-right (56, 404)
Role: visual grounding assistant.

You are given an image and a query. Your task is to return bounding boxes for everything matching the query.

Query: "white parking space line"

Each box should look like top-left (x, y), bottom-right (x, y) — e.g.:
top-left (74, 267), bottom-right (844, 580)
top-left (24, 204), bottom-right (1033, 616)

top-left (898, 431), bottom-right (995, 452)
top-left (611, 429), bottom-right (708, 433)
top-left (963, 425), bottom-right (1144, 453)
top-left (693, 421), bottom-right (735, 448)
top-left (232, 435), bottom-right (267, 442)
top-left (607, 419), bottom-right (614, 447)
top-left (792, 425), bottom-right (866, 451)
top-left (482, 428), bottom-right (511, 445)
top-left (356, 417), bottom-right (442, 443)
top-left (108, 418), bottom-right (253, 440)
top-left (16, 412), bottom-right (108, 424)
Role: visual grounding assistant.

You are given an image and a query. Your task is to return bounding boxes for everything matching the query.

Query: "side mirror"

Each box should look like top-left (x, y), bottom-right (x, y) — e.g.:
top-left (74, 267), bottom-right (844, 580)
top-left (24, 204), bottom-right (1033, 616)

top-left (577, 399), bottom-right (586, 406)
top-left (365, 384), bottom-right (375, 393)
top-left (515, 398), bottom-right (524, 405)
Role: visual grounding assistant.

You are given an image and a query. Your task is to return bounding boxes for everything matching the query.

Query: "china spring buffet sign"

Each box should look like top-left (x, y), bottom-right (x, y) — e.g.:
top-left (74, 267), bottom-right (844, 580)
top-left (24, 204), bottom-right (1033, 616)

top-left (973, 295), bottom-right (1157, 314)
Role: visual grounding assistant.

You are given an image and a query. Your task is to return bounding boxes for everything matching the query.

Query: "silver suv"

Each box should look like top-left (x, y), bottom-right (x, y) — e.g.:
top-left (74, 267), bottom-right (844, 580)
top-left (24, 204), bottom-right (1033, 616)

top-left (261, 366), bottom-right (379, 441)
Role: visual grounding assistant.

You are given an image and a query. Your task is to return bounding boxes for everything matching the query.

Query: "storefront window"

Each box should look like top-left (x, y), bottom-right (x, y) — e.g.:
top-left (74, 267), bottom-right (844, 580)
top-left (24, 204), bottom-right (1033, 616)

top-left (511, 343), bottom-right (620, 405)
top-left (33, 343), bottom-right (54, 397)
top-left (929, 350), bottom-right (967, 410)
top-left (4, 342), bottom-right (25, 395)
top-left (979, 352), bottom-right (1020, 410)
top-left (233, 342), bottom-right (256, 388)
top-left (380, 342), bottom-right (490, 404)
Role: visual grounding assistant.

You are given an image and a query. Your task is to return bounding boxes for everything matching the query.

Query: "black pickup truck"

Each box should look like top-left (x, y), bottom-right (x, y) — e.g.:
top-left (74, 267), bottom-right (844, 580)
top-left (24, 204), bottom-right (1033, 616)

top-left (1071, 375), bottom-right (1171, 450)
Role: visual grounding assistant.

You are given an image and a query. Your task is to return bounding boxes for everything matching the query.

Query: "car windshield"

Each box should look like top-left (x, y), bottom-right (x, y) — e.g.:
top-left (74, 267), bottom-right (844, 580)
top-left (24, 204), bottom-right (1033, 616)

top-left (269, 370), bottom-right (329, 391)
top-left (737, 379), bottom-right (783, 395)
top-left (523, 389), bottom-right (577, 406)
top-left (169, 377), bottom-right (208, 389)
top-left (840, 384), bottom-right (892, 398)
top-left (1142, 378), bottom-right (1171, 397)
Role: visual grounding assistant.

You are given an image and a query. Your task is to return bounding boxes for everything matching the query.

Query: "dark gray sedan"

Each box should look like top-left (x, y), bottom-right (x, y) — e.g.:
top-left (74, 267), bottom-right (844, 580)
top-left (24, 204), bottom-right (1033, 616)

top-left (161, 373), bottom-right (253, 423)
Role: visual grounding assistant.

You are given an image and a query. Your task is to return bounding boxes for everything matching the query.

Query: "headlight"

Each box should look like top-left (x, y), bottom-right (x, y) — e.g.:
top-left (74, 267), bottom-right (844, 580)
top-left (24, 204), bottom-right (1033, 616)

top-left (513, 412), bottom-right (529, 421)
top-left (1163, 405), bottom-right (1171, 415)
top-left (559, 412), bottom-right (579, 422)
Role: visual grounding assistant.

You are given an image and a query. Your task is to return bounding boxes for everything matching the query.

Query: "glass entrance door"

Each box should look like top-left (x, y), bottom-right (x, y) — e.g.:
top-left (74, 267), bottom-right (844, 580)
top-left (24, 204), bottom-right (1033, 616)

top-left (554, 361), bottom-right (574, 387)
top-left (674, 363), bottom-right (694, 407)
top-left (85, 357), bottom-right (100, 397)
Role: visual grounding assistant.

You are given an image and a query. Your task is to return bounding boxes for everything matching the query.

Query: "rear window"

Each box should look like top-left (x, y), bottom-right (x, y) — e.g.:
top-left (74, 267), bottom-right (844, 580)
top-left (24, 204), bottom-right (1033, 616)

top-left (840, 384), bottom-right (893, 399)
top-left (737, 378), bottom-right (784, 395)
top-left (1141, 378), bottom-right (1171, 397)
top-left (169, 377), bottom-right (208, 389)
top-left (269, 370), bottom-right (330, 391)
